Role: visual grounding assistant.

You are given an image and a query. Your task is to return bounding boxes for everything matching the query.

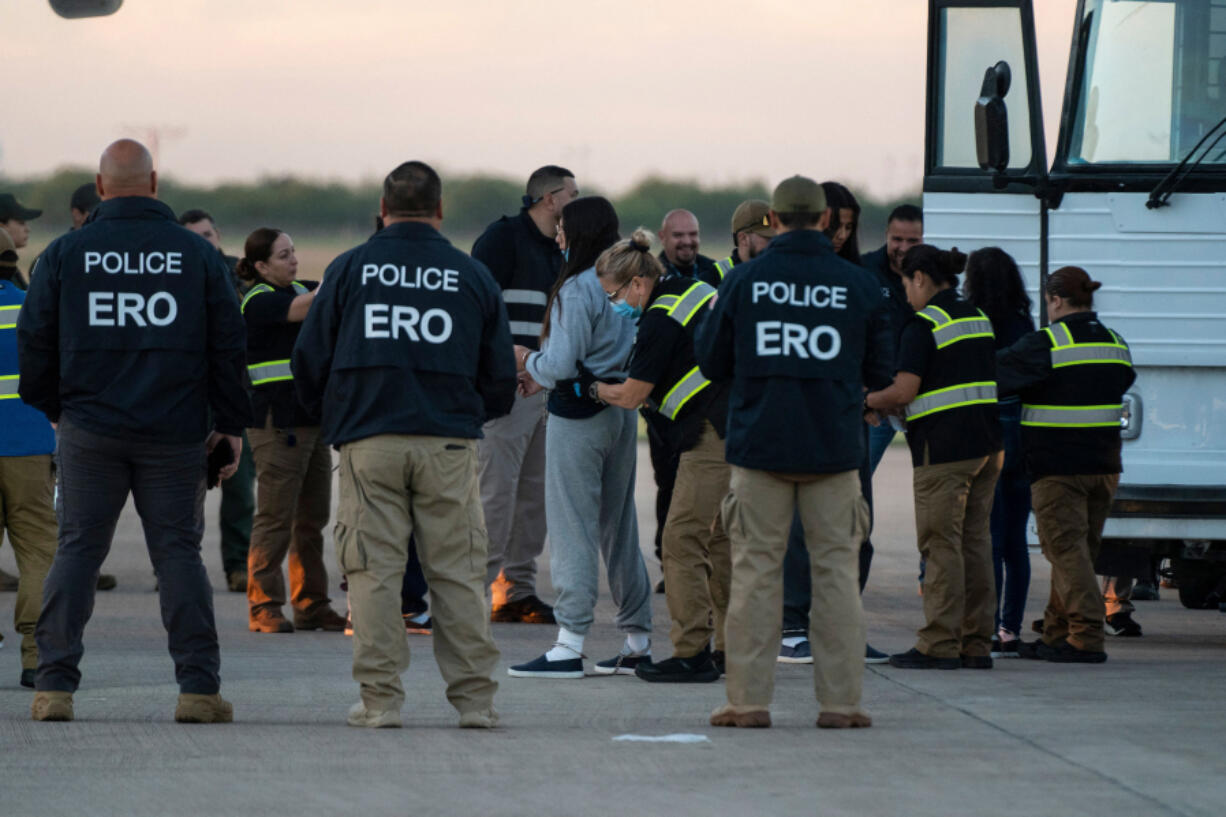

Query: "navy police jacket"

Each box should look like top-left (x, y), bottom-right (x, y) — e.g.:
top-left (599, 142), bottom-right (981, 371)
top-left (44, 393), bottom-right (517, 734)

top-left (292, 221), bottom-right (517, 446)
top-left (17, 197), bottom-right (251, 442)
top-left (695, 229), bottom-right (893, 474)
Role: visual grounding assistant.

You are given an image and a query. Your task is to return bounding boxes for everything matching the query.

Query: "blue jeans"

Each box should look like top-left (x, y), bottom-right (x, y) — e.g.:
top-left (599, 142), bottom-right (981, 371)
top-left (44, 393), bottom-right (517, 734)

top-left (992, 403), bottom-right (1031, 634)
top-left (867, 422), bottom-right (897, 475)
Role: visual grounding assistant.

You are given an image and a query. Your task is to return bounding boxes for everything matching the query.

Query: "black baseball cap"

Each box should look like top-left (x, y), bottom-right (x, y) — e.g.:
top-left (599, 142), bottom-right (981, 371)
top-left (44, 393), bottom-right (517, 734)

top-left (0, 193), bottom-right (41, 222)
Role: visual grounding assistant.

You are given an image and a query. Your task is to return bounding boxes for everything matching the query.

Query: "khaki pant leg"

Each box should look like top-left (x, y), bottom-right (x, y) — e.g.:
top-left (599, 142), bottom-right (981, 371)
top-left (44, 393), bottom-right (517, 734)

top-left (1033, 475), bottom-right (1103, 650)
top-left (960, 452), bottom-right (1002, 656)
top-left (913, 458), bottom-right (978, 658)
top-left (407, 436), bottom-right (500, 716)
top-left (798, 470), bottom-right (866, 716)
top-left (722, 466), bottom-right (793, 709)
top-left (287, 428), bottom-right (332, 614)
top-left (661, 422), bottom-right (730, 657)
top-left (247, 419), bottom-right (307, 617)
top-left (0, 455), bottom-right (58, 669)
top-left (336, 438), bottom-right (411, 711)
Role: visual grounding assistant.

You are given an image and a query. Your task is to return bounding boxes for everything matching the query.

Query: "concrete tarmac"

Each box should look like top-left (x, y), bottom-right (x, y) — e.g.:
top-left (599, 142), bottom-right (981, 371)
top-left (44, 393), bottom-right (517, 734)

top-left (0, 441), bottom-right (1223, 817)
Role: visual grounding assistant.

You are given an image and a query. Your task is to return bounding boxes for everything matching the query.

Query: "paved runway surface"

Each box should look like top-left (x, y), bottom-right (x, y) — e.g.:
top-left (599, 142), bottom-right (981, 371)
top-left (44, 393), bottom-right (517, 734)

top-left (1, 441), bottom-right (1223, 817)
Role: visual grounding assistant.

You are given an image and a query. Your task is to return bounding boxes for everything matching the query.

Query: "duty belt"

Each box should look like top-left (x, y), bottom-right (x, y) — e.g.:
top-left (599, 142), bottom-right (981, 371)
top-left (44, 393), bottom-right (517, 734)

top-left (917, 305), bottom-right (994, 349)
top-left (248, 359), bottom-right (294, 386)
top-left (0, 304), bottom-right (19, 330)
top-left (1020, 403), bottom-right (1124, 428)
top-left (0, 374), bottom-right (19, 399)
top-left (906, 381), bottom-right (997, 421)
top-left (1044, 322), bottom-right (1132, 368)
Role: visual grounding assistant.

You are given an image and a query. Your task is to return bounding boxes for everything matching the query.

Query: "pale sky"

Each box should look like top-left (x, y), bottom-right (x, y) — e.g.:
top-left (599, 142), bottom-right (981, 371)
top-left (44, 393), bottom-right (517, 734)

top-left (5, 0), bottom-right (1077, 199)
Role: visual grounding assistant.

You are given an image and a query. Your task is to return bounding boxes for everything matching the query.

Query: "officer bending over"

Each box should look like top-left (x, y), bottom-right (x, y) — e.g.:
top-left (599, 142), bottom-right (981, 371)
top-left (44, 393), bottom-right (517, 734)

top-left (695, 175), bottom-right (891, 729)
top-left (293, 160), bottom-right (516, 729)
top-left (19, 139), bottom-right (250, 724)
top-left (595, 230), bottom-right (731, 683)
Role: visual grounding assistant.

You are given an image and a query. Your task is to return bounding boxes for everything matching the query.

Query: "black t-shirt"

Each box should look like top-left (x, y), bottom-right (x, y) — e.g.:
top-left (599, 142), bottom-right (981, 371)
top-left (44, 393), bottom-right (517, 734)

top-left (629, 288), bottom-right (728, 452)
top-left (244, 279), bottom-right (319, 428)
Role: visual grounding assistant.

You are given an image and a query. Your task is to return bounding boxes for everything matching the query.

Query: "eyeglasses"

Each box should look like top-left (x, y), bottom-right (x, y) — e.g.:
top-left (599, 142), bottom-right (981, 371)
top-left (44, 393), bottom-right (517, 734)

top-left (604, 279), bottom-right (632, 302)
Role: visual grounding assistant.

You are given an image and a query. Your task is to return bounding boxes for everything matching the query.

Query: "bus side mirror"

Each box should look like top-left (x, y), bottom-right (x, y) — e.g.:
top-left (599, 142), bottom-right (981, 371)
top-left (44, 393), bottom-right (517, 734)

top-left (975, 61), bottom-right (1012, 173)
top-left (49, 0), bottom-right (123, 18)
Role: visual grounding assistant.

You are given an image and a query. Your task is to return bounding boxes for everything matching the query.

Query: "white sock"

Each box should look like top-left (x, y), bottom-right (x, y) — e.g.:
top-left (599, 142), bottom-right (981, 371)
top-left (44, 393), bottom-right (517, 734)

top-left (782, 636), bottom-right (807, 648)
top-left (545, 628), bottom-right (585, 661)
top-left (625, 633), bottom-right (650, 655)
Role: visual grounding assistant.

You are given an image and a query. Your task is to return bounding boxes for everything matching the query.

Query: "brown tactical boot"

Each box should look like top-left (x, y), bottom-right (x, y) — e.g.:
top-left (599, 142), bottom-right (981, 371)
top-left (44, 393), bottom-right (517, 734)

top-left (817, 711), bottom-right (873, 729)
top-left (294, 606), bottom-right (347, 632)
top-left (175, 693), bottom-right (233, 724)
top-left (31, 691), bottom-right (74, 722)
top-left (459, 707), bottom-right (500, 729)
top-left (709, 703), bottom-right (771, 728)
top-left (249, 609), bottom-right (294, 633)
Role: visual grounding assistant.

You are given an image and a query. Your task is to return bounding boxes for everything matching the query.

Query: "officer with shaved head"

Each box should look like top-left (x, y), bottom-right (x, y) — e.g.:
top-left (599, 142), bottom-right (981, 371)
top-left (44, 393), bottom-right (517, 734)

top-left (18, 139), bottom-right (251, 724)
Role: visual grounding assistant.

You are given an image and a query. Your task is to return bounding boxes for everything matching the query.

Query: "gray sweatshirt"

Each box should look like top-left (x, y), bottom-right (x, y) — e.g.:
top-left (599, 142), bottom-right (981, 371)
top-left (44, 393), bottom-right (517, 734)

top-left (525, 267), bottom-right (635, 388)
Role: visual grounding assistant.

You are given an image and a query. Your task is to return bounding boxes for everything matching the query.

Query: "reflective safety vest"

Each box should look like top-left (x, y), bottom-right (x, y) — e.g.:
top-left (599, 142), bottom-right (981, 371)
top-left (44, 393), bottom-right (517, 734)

top-left (242, 281), bottom-right (309, 386)
top-left (646, 280), bottom-right (717, 420)
top-left (0, 303), bottom-right (19, 400)
top-left (905, 304), bottom-right (997, 421)
top-left (1021, 320), bottom-right (1133, 428)
top-left (713, 256), bottom-right (735, 281)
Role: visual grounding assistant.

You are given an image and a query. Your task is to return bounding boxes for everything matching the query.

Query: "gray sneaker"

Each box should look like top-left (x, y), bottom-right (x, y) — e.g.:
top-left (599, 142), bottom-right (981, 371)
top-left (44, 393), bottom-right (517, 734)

top-left (778, 640), bottom-right (813, 664)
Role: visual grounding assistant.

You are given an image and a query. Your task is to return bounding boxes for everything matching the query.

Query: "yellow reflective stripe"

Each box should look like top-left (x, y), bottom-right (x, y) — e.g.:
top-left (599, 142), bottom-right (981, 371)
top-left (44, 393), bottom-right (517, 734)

top-left (247, 359), bottom-right (293, 385)
top-left (0, 304), bottom-right (19, 330)
top-left (918, 305), bottom-right (953, 324)
top-left (658, 366), bottom-right (711, 420)
top-left (291, 281), bottom-right (308, 295)
top-left (647, 283), bottom-right (716, 327)
top-left (0, 373), bottom-right (18, 398)
top-left (931, 316), bottom-right (994, 349)
top-left (649, 295), bottom-right (680, 313)
top-left (240, 284), bottom-right (275, 314)
top-left (714, 257), bottom-right (734, 280)
top-left (1050, 343), bottom-right (1132, 368)
top-left (906, 381), bottom-right (997, 421)
top-left (1045, 322), bottom-right (1075, 348)
top-left (1021, 404), bottom-right (1124, 427)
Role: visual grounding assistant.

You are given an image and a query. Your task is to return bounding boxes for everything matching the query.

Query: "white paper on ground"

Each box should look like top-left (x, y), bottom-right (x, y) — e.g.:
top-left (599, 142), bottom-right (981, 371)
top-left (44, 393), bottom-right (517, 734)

top-left (612, 733), bottom-right (710, 744)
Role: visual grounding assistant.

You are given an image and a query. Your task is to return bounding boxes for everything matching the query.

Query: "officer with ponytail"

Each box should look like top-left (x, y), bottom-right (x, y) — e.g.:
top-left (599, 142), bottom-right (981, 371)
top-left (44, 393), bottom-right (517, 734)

top-left (866, 245), bottom-right (1003, 670)
top-left (238, 228), bottom-right (345, 634)
top-left (595, 228), bottom-right (732, 684)
top-left (996, 266), bottom-right (1134, 663)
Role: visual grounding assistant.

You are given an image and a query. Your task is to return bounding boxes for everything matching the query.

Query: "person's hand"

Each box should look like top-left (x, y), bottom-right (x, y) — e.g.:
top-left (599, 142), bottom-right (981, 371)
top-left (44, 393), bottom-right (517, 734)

top-left (513, 344), bottom-right (533, 373)
top-left (518, 371), bottom-right (543, 397)
top-left (207, 431), bottom-right (243, 481)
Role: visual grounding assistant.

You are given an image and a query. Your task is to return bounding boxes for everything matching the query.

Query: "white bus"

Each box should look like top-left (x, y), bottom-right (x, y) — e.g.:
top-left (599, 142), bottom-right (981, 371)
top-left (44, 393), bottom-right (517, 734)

top-left (924, 0), bottom-right (1226, 608)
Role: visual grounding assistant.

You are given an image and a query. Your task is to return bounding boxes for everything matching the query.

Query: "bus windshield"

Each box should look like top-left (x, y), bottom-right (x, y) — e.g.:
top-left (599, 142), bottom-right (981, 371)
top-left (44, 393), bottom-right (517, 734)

top-left (1068, 0), bottom-right (1226, 165)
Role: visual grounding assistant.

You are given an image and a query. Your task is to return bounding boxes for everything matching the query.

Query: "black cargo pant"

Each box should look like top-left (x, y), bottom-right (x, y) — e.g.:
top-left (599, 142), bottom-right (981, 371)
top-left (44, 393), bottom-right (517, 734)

top-left (36, 419), bottom-right (220, 694)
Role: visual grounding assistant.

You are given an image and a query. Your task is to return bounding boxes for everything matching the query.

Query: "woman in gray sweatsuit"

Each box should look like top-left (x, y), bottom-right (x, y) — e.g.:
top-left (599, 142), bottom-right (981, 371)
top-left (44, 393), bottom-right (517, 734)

top-left (507, 197), bottom-right (654, 679)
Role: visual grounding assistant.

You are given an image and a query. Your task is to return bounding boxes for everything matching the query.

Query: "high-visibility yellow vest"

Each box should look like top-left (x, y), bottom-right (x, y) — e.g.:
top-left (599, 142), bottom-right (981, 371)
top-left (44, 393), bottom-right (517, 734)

top-left (647, 280), bottom-right (717, 420)
top-left (905, 303), bottom-right (998, 421)
top-left (1021, 321), bottom-right (1133, 428)
top-left (242, 281), bottom-right (309, 386)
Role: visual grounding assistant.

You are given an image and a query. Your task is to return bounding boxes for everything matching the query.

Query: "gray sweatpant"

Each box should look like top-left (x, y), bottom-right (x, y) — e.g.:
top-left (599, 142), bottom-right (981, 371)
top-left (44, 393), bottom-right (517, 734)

top-left (479, 390), bottom-right (548, 602)
top-left (545, 406), bottom-right (651, 636)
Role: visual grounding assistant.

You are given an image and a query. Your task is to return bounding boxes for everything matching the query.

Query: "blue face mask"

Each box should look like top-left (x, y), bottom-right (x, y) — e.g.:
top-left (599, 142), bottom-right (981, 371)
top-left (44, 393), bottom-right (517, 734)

top-left (612, 300), bottom-right (642, 320)
top-left (562, 248), bottom-right (570, 262)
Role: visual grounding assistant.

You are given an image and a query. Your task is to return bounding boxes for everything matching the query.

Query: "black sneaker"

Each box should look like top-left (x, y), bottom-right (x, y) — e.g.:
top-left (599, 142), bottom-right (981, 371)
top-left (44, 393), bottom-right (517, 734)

top-left (490, 595), bottom-right (556, 624)
top-left (960, 654), bottom-right (994, 669)
top-left (991, 636), bottom-right (1021, 659)
top-left (712, 650), bottom-right (726, 677)
top-left (593, 651), bottom-right (650, 676)
top-left (1131, 580), bottom-right (1160, 601)
top-left (507, 652), bottom-right (584, 679)
top-left (1047, 641), bottom-right (1108, 664)
top-left (20, 668), bottom-right (35, 688)
top-left (1105, 612), bottom-right (1142, 637)
top-left (635, 651), bottom-right (720, 683)
top-left (887, 648), bottom-right (960, 670)
top-left (864, 644), bottom-right (889, 664)
top-left (1017, 639), bottom-right (1059, 660)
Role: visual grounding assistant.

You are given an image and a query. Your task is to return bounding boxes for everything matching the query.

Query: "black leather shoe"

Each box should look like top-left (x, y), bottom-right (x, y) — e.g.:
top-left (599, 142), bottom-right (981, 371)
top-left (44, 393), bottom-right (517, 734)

top-left (635, 651), bottom-right (720, 683)
top-left (20, 668), bottom-right (35, 688)
top-left (1047, 641), bottom-right (1108, 664)
top-left (960, 654), bottom-right (994, 669)
top-left (888, 647), bottom-right (960, 670)
top-left (1017, 639), bottom-right (1058, 660)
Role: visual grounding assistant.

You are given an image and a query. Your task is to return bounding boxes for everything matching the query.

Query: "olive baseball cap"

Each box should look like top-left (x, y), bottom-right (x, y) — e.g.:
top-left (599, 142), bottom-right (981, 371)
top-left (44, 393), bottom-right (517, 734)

top-left (0, 193), bottom-right (42, 222)
top-left (731, 199), bottom-right (775, 238)
top-left (770, 175), bottom-right (826, 215)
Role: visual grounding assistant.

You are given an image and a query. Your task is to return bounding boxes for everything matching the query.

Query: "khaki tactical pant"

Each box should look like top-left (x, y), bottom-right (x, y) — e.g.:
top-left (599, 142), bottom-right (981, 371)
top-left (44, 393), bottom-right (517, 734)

top-left (1032, 474), bottom-right (1118, 652)
top-left (722, 466), bottom-right (868, 716)
top-left (661, 421), bottom-right (731, 657)
top-left (246, 419), bottom-right (333, 620)
top-left (336, 434), bottom-right (499, 715)
top-left (912, 452), bottom-right (1002, 658)
top-left (0, 455), bottom-right (57, 669)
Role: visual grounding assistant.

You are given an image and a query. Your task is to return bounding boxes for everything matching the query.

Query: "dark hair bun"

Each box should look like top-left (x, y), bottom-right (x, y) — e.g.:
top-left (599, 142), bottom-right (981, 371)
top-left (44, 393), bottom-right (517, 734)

top-left (1046, 266), bottom-right (1100, 307)
top-left (234, 257), bottom-right (258, 283)
top-left (942, 247), bottom-right (967, 280)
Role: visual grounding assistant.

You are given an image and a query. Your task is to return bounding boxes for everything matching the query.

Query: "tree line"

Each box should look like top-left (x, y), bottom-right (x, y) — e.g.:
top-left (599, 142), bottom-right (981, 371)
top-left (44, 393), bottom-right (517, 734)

top-left (2, 167), bottom-right (918, 251)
